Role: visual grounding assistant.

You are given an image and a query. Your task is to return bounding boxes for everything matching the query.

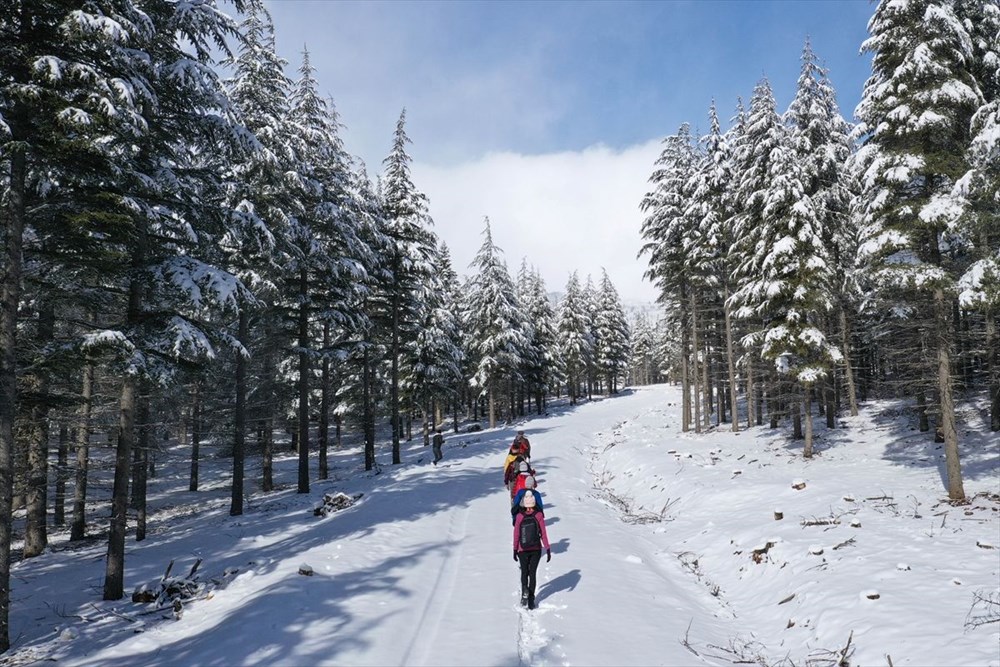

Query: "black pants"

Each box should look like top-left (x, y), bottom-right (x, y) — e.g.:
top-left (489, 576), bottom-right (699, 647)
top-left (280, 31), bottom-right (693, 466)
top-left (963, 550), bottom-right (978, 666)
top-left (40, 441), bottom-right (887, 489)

top-left (432, 444), bottom-right (442, 463)
top-left (517, 549), bottom-right (542, 598)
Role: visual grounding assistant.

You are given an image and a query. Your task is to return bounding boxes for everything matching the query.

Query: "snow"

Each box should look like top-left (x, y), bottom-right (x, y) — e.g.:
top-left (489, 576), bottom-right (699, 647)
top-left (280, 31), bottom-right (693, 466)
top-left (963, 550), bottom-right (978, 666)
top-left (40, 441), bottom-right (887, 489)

top-left (6, 384), bottom-right (999, 666)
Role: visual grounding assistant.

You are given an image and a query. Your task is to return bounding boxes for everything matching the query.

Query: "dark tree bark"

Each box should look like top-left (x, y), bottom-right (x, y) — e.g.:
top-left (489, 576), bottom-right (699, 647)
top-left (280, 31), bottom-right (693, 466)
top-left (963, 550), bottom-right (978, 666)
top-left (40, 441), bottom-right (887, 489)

top-left (71, 362), bottom-right (93, 541)
top-left (134, 393), bottom-right (150, 542)
top-left (297, 268), bottom-right (310, 494)
top-left (54, 423), bottom-right (68, 526)
top-left (104, 373), bottom-right (137, 600)
top-left (24, 299), bottom-right (54, 558)
top-left (231, 309), bottom-right (248, 515)
top-left (0, 102), bottom-right (27, 651)
top-left (363, 345), bottom-right (375, 471)
top-left (319, 322), bottom-right (330, 481)
top-left (189, 382), bottom-right (201, 492)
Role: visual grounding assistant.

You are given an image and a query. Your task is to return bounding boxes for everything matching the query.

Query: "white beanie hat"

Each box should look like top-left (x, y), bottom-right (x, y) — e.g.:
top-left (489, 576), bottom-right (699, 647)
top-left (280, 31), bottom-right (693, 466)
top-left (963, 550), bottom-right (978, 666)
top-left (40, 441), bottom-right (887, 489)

top-left (518, 461), bottom-right (529, 472)
top-left (521, 492), bottom-right (536, 508)
top-left (524, 475), bottom-right (536, 489)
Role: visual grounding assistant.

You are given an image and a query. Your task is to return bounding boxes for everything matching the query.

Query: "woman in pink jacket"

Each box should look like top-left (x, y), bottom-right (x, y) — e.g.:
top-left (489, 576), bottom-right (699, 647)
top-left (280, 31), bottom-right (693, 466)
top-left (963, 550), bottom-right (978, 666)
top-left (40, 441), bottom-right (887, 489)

top-left (512, 492), bottom-right (551, 610)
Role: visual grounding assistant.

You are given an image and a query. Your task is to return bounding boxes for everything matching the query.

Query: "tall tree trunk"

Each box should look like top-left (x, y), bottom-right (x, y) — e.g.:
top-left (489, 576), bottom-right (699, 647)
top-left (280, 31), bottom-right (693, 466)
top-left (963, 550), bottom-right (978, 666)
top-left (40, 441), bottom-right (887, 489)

top-left (803, 389), bottom-right (814, 458)
top-left (840, 308), bottom-right (859, 416)
top-left (297, 268), bottom-right (310, 493)
top-left (917, 390), bottom-right (930, 432)
top-left (792, 390), bottom-right (803, 440)
top-left (988, 311), bottom-right (999, 432)
top-left (54, 423), bottom-right (68, 526)
top-left (261, 314), bottom-right (275, 492)
top-left (746, 358), bottom-right (755, 430)
top-left (134, 392), bottom-right (149, 542)
top-left (825, 376), bottom-right (835, 429)
top-left (104, 373), bottom-right (136, 600)
top-left (319, 321), bottom-right (330, 481)
top-left (936, 289), bottom-right (964, 501)
top-left (723, 293), bottom-right (739, 432)
top-left (335, 414), bottom-right (342, 451)
top-left (231, 309), bottom-right (248, 515)
top-left (189, 382), bottom-right (201, 492)
top-left (390, 263), bottom-right (401, 465)
top-left (488, 384), bottom-right (496, 429)
top-left (703, 339), bottom-right (712, 429)
top-left (690, 291), bottom-right (702, 434)
top-left (70, 362), bottom-right (93, 541)
top-left (0, 75), bottom-right (28, 651)
top-left (24, 299), bottom-right (54, 558)
top-left (363, 345), bottom-right (375, 471)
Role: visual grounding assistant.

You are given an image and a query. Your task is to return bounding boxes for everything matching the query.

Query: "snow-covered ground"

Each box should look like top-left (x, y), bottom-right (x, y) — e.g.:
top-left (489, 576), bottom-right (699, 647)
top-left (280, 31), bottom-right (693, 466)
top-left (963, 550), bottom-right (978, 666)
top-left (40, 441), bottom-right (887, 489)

top-left (4, 384), bottom-right (999, 666)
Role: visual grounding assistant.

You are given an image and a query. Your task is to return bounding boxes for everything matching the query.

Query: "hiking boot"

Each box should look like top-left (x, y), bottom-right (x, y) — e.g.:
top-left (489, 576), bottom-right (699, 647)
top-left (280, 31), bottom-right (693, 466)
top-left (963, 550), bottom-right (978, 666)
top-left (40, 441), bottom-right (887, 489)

top-left (520, 590), bottom-right (529, 607)
top-left (527, 594), bottom-right (535, 610)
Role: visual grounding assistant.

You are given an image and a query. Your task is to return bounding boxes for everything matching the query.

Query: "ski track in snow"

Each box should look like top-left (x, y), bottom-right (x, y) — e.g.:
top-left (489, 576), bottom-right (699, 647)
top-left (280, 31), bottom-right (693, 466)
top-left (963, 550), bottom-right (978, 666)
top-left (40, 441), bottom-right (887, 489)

top-left (401, 491), bottom-right (472, 666)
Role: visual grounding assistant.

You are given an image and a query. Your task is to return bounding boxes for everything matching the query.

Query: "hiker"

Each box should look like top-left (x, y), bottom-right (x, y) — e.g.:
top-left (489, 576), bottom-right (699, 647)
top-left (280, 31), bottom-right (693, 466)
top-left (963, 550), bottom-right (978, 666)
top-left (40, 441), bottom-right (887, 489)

top-left (512, 430), bottom-right (531, 460)
top-left (510, 462), bottom-right (534, 502)
top-left (513, 492), bottom-right (551, 610)
top-left (432, 428), bottom-right (444, 465)
top-left (511, 475), bottom-right (543, 523)
top-left (504, 454), bottom-right (532, 490)
top-left (502, 443), bottom-right (523, 478)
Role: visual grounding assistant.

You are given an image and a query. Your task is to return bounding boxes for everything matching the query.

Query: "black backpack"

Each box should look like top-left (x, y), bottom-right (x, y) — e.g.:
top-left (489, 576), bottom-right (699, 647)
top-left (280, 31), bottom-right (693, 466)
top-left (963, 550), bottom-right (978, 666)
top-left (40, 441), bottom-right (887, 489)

top-left (518, 512), bottom-right (541, 550)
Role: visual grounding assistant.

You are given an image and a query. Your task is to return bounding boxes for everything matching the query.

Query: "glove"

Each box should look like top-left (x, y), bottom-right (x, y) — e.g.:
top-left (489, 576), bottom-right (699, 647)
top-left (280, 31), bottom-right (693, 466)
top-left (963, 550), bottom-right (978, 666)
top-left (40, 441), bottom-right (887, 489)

top-left (513, 550), bottom-right (519, 562)
top-left (546, 549), bottom-right (551, 563)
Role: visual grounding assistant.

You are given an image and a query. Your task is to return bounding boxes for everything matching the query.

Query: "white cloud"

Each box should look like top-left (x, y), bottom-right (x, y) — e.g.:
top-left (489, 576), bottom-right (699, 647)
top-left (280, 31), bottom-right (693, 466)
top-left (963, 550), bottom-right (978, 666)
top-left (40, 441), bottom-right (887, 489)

top-left (413, 139), bottom-right (663, 305)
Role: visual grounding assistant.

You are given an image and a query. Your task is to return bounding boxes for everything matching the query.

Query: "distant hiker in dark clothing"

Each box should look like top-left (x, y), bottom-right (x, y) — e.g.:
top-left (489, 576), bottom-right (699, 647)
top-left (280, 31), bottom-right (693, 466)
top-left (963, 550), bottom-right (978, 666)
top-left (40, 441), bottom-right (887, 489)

top-left (511, 475), bottom-right (543, 524)
top-left (513, 491), bottom-right (551, 610)
top-left (432, 428), bottom-right (444, 465)
top-left (512, 430), bottom-right (530, 460)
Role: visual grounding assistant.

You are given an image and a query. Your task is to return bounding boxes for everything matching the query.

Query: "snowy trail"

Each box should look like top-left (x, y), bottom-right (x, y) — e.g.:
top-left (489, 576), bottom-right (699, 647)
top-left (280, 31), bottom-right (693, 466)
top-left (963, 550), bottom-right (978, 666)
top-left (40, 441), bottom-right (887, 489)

top-left (508, 389), bottom-right (732, 666)
top-left (60, 386), bottom-right (732, 667)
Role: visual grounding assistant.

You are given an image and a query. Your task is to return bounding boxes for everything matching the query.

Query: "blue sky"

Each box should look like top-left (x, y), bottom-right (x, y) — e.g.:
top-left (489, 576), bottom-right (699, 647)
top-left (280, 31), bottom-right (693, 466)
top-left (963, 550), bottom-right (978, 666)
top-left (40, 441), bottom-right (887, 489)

top-left (260, 0), bottom-right (876, 302)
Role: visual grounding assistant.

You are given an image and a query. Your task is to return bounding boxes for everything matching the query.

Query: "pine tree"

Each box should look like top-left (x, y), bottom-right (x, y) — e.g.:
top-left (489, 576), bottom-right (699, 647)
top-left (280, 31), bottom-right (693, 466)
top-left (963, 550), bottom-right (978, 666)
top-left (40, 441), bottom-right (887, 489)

top-left (639, 123), bottom-right (697, 428)
top-left (222, 0), bottom-right (293, 513)
top-left (953, 0), bottom-right (1000, 430)
top-left (466, 218), bottom-right (528, 427)
top-left (402, 240), bottom-right (463, 442)
top-left (595, 269), bottom-right (631, 394)
top-left (856, 0), bottom-right (983, 499)
top-left (557, 272), bottom-right (594, 405)
top-left (381, 109), bottom-right (435, 463)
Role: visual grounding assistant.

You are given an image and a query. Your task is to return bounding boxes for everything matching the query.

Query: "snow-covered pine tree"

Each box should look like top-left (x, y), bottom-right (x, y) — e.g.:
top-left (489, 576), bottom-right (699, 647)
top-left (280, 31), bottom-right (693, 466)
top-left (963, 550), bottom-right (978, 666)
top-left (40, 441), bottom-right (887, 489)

top-left (557, 272), bottom-right (594, 405)
top-left (284, 48), bottom-right (372, 490)
top-left (69, 0), bottom-right (253, 600)
top-left (222, 0), bottom-right (294, 513)
top-left (731, 78), bottom-right (801, 436)
top-left (785, 40), bottom-right (858, 426)
top-left (518, 265), bottom-right (560, 414)
top-left (581, 274), bottom-right (600, 399)
top-left (435, 242), bottom-right (466, 429)
top-left (856, 0), bottom-right (984, 499)
top-left (465, 218), bottom-right (528, 428)
top-left (381, 109), bottom-right (435, 463)
top-left (684, 101), bottom-right (740, 430)
top-left (3, 0), bottom-right (155, 565)
top-left (337, 165), bottom-right (393, 471)
top-left (595, 269), bottom-right (631, 394)
top-left (733, 72), bottom-right (842, 456)
top-left (639, 123), bottom-right (697, 429)
top-left (402, 239), bottom-right (463, 445)
top-left (952, 0), bottom-right (1000, 430)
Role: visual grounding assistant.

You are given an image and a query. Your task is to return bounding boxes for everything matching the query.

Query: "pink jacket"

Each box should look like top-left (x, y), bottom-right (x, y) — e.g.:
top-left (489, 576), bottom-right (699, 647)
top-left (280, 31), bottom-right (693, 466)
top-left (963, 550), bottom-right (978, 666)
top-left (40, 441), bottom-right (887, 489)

top-left (513, 509), bottom-right (550, 553)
